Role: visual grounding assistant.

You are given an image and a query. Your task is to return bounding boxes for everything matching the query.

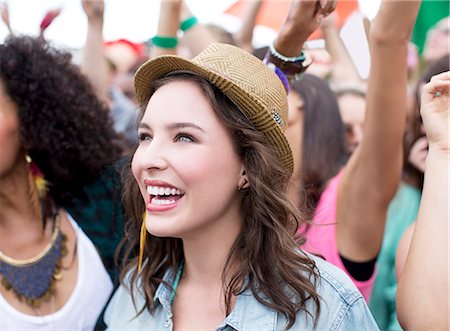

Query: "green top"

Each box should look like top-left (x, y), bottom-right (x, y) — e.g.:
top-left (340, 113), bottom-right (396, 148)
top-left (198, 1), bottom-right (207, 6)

top-left (369, 183), bottom-right (421, 330)
top-left (64, 161), bottom-right (126, 285)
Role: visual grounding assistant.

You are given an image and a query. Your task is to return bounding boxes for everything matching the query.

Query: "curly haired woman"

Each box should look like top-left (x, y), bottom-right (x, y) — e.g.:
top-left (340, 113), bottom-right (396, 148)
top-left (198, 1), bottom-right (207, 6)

top-left (0, 35), bottom-right (123, 329)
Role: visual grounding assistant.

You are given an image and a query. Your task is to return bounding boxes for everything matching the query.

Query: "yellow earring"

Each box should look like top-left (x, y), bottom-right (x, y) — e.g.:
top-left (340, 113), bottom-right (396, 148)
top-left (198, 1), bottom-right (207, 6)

top-left (138, 212), bottom-right (147, 273)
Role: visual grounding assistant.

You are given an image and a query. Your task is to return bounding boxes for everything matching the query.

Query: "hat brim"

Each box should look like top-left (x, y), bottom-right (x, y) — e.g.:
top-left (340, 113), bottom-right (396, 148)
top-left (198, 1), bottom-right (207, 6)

top-left (134, 55), bottom-right (294, 175)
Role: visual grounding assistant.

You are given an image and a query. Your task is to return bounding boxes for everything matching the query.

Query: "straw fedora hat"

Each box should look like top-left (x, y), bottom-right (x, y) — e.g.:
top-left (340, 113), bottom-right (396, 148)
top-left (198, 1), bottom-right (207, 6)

top-left (134, 43), bottom-right (293, 174)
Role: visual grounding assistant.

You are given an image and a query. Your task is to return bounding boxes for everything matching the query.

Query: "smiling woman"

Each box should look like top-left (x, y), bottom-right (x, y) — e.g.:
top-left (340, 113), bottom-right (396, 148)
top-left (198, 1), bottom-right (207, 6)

top-left (104, 36), bottom-right (378, 329)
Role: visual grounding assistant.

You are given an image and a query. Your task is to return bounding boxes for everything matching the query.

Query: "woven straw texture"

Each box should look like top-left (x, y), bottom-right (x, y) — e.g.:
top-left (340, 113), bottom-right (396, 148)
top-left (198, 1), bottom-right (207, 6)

top-left (134, 43), bottom-right (293, 174)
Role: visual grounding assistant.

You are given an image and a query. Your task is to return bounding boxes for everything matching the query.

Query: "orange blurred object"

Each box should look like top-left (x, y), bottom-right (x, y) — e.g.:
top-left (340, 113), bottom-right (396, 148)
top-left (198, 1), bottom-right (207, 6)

top-left (225, 0), bottom-right (359, 39)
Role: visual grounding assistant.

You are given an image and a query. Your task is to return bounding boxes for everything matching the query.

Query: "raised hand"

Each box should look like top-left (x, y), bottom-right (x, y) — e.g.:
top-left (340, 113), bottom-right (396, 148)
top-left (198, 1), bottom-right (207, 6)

top-left (0, 2), bottom-right (12, 34)
top-left (39, 8), bottom-right (62, 33)
top-left (276, 0), bottom-right (337, 57)
top-left (420, 71), bottom-right (450, 154)
top-left (82, 0), bottom-right (104, 22)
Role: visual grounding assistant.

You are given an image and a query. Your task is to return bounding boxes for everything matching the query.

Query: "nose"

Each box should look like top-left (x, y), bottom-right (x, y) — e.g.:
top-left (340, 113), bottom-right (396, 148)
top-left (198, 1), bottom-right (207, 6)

top-left (133, 140), bottom-right (169, 172)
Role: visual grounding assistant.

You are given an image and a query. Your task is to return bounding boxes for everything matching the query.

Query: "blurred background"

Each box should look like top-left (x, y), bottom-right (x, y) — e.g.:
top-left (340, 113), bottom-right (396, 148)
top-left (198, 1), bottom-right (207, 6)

top-left (0, 0), bottom-right (382, 49)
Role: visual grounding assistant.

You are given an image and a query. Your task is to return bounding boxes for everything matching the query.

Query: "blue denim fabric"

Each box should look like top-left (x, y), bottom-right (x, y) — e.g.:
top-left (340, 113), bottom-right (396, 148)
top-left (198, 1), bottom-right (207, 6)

top-left (105, 254), bottom-right (379, 330)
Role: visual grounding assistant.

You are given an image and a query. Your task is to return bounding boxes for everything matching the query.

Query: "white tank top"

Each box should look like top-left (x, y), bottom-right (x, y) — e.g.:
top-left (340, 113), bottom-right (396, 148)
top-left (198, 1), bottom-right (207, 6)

top-left (0, 214), bottom-right (113, 330)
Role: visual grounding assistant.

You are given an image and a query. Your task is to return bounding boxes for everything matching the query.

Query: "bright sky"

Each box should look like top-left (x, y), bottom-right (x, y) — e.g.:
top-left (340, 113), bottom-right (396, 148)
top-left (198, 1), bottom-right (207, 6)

top-left (0, 0), bottom-right (381, 50)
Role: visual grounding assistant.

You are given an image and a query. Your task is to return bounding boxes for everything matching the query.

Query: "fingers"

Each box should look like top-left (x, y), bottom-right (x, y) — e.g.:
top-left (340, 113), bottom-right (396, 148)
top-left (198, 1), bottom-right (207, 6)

top-left (421, 71), bottom-right (450, 102)
top-left (430, 71), bottom-right (450, 82)
top-left (320, 0), bottom-right (337, 14)
top-left (317, 0), bottom-right (337, 23)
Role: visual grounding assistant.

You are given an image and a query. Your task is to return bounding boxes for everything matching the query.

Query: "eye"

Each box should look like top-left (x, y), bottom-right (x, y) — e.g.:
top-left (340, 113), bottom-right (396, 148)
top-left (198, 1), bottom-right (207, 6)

top-left (175, 133), bottom-right (195, 143)
top-left (138, 132), bottom-right (152, 142)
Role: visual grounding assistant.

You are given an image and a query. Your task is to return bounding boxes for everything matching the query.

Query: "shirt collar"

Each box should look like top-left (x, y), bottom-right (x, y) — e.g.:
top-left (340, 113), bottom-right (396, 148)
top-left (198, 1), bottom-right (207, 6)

top-left (153, 270), bottom-right (278, 331)
top-left (217, 288), bottom-right (278, 331)
top-left (153, 267), bottom-right (176, 313)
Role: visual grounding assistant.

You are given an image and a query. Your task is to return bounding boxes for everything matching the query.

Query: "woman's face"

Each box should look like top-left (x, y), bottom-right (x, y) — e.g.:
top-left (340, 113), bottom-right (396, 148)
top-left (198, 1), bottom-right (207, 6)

top-left (132, 80), bottom-right (245, 239)
top-left (338, 93), bottom-right (366, 154)
top-left (0, 81), bottom-right (21, 179)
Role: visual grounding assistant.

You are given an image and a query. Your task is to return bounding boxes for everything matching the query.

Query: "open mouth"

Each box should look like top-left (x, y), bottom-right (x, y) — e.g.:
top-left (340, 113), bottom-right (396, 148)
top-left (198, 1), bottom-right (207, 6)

top-left (146, 185), bottom-right (185, 205)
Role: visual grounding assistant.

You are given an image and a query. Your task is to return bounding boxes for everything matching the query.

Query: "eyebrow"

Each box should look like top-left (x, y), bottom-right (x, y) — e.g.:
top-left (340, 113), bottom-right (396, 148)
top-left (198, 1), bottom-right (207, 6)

top-left (138, 122), bottom-right (205, 132)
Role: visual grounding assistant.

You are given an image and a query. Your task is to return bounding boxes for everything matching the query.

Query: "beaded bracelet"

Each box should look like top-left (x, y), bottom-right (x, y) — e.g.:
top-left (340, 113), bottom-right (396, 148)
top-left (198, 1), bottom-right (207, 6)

top-left (265, 41), bottom-right (311, 80)
top-left (151, 35), bottom-right (178, 49)
top-left (180, 16), bottom-right (198, 32)
top-left (269, 42), bottom-right (306, 63)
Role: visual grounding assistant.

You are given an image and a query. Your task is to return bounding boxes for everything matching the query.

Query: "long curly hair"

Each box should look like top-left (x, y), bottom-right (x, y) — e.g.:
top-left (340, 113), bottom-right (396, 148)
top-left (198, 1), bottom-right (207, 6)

top-left (118, 74), bottom-right (321, 328)
top-left (0, 35), bottom-right (122, 210)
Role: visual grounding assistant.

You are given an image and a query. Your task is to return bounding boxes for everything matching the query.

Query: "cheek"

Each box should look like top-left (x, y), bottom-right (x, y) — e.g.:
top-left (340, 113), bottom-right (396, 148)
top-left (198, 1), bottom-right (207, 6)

top-left (176, 152), bottom-right (223, 184)
top-left (0, 120), bottom-right (21, 174)
top-left (130, 147), bottom-right (147, 198)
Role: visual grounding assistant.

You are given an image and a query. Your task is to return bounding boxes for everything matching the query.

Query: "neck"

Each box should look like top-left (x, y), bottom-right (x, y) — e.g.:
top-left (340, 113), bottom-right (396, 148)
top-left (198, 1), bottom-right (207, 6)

top-left (0, 159), bottom-right (36, 227)
top-left (181, 208), bottom-right (244, 286)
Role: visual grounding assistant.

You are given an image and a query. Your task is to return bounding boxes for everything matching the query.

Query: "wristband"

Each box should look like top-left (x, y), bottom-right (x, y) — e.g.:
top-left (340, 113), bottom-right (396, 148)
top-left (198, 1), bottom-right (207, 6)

top-left (180, 16), bottom-right (198, 32)
top-left (265, 41), bottom-right (311, 81)
top-left (151, 35), bottom-right (178, 49)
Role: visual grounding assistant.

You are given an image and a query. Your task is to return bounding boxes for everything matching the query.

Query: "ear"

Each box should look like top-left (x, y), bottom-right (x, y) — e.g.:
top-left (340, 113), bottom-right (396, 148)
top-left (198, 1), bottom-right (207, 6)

top-left (237, 169), bottom-right (250, 190)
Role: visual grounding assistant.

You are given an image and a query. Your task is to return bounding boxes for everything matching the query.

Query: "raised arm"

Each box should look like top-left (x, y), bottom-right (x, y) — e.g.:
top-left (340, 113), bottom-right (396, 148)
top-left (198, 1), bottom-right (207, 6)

top-left (150, 0), bottom-right (181, 58)
top-left (273, 0), bottom-right (336, 59)
top-left (233, 0), bottom-right (263, 53)
top-left (320, 13), bottom-right (361, 84)
top-left (1, 3), bottom-right (13, 35)
top-left (336, 0), bottom-right (422, 261)
top-left (396, 71), bottom-right (449, 330)
top-left (80, 0), bottom-right (110, 105)
top-left (177, 1), bottom-right (218, 58)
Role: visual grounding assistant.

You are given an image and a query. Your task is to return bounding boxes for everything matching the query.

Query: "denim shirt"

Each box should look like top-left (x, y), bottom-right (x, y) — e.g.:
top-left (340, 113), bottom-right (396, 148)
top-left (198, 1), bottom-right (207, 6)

top-left (104, 254), bottom-right (379, 330)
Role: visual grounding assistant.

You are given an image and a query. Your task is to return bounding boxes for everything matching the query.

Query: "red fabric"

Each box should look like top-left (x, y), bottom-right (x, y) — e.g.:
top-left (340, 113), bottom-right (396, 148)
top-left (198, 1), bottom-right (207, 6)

top-left (225, 0), bottom-right (359, 39)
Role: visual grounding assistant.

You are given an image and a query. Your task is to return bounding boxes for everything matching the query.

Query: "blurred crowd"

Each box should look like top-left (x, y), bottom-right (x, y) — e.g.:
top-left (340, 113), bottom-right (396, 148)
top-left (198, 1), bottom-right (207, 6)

top-left (0, 0), bottom-right (448, 330)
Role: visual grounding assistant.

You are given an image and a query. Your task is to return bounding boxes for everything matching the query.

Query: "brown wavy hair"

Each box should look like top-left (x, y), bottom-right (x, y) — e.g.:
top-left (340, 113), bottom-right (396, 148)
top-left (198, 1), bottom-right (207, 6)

top-left (117, 74), bottom-right (321, 328)
top-left (291, 75), bottom-right (348, 219)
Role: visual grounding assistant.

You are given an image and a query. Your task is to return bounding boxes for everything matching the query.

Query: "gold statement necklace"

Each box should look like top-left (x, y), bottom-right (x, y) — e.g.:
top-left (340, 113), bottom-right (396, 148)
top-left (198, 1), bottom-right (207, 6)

top-left (0, 212), bottom-right (68, 307)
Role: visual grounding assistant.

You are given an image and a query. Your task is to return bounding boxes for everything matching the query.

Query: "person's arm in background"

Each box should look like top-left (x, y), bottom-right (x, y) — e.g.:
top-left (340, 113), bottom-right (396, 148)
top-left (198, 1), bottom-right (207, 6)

top-left (233, 0), bottom-right (263, 53)
top-left (320, 13), bottom-right (362, 85)
top-left (335, 0), bottom-right (421, 263)
top-left (396, 71), bottom-right (449, 331)
top-left (273, 0), bottom-right (336, 59)
top-left (38, 7), bottom-right (62, 40)
top-left (151, 0), bottom-right (181, 58)
top-left (0, 3), bottom-right (13, 35)
top-left (80, 0), bottom-right (110, 106)
top-left (178, 1), bottom-right (218, 58)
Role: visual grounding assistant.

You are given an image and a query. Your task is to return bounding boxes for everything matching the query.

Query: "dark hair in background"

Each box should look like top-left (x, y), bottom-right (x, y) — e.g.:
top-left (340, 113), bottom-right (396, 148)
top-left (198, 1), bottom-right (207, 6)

top-left (118, 74), bottom-right (321, 328)
top-left (404, 54), bottom-right (450, 189)
top-left (0, 35), bottom-right (123, 213)
top-left (291, 74), bottom-right (348, 217)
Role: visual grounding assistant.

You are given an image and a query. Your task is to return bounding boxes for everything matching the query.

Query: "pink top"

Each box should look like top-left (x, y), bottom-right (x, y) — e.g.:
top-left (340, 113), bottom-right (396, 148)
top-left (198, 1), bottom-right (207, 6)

top-left (299, 171), bottom-right (375, 302)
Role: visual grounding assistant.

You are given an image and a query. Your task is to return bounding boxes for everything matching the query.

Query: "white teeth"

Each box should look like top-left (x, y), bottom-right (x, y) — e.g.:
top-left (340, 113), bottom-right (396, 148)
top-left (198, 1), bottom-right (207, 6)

top-left (152, 199), bottom-right (176, 205)
top-left (146, 185), bottom-right (185, 197)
